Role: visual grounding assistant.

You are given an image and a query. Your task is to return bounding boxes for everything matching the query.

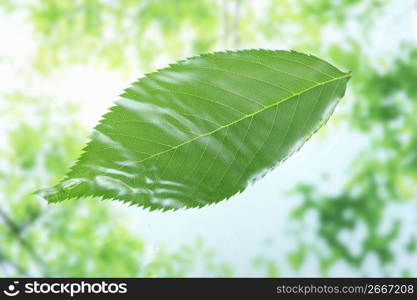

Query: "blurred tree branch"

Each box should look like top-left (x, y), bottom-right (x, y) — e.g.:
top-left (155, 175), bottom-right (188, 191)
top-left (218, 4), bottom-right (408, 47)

top-left (0, 208), bottom-right (45, 274)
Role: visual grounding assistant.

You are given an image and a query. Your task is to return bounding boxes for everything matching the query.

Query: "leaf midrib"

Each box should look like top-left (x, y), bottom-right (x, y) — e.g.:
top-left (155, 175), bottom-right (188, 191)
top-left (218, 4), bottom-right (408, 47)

top-left (136, 72), bottom-right (351, 164)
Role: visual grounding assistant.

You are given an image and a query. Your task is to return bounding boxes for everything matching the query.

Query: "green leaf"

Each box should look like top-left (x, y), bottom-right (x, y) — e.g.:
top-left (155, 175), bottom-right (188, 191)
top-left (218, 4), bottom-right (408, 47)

top-left (38, 50), bottom-right (351, 210)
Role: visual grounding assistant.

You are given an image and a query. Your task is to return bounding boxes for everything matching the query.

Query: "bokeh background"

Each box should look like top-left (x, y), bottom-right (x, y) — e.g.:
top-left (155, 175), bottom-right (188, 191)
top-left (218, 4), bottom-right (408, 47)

top-left (1, 0), bottom-right (416, 277)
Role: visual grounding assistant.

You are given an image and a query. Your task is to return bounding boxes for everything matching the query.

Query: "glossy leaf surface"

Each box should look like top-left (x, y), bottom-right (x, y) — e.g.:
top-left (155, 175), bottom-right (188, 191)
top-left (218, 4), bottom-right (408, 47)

top-left (38, 50), bottom-right (351, 210)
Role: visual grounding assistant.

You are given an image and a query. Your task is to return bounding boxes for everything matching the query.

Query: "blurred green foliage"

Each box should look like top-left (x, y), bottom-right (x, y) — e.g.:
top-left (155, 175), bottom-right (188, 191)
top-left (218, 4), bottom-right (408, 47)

top-left (1, 0), bottom-right (416, 277)
top-left (6, 0), bottom-right (220, 72)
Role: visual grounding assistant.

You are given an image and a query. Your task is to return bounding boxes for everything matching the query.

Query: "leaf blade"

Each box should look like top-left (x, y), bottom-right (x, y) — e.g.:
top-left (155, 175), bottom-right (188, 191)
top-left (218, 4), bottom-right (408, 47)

top-left (38, 49), bottom-right (351, 210)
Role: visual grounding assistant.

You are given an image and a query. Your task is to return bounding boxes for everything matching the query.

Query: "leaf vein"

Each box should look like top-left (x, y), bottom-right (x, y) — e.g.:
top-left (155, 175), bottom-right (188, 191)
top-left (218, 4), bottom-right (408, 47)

top-left (136, 73), bottom-right (351, 164)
